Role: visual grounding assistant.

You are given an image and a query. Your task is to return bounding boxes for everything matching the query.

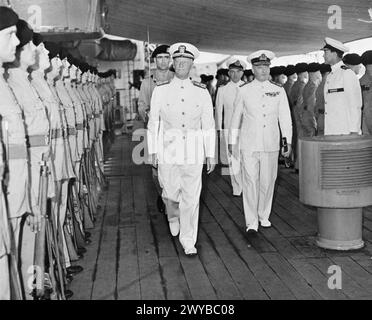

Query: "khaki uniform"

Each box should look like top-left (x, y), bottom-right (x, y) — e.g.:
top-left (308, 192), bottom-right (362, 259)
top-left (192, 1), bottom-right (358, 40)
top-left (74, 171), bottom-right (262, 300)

top-left (8, 68), bottom-right (51, 299)
top-left (360, 73), bottom-right (372, 134)
top-left (314, 75), bottom-right (327, 135)
top-left (298, 80), bottom-right (319, 137)
top-left (139, 72), bottom-right (174, 196)
top-left (0, 68), bottom-right (30, 219)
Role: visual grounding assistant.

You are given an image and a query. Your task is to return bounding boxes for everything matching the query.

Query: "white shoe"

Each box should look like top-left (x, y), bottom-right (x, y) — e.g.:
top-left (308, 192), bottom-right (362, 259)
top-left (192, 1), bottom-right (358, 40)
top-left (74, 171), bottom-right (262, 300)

top-left (260, 220), bottom-right (272, 228)
top-left (169, 221), bottom-right (180, 236)
top-left (184, 246), bottom-right (197, 256)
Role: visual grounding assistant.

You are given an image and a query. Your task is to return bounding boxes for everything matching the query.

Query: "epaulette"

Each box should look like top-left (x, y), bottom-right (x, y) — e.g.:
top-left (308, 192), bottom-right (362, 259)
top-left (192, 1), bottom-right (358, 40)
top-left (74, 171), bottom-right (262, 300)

top-left (341, 65), bottom-right (350, 70)
top-left (156, 80), bottom-right (170, 86)
top-left (192, 81), bottom-right (207, 89)
top-left (239, 82), bottom-right (248, 88)
top-left (269, 80), bottom-right (282, 87)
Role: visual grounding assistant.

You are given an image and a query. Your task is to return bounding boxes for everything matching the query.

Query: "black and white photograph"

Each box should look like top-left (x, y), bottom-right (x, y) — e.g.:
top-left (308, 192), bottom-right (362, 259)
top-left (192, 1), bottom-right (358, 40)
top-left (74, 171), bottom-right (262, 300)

top-left (0, 0), bottom-right (372, 310)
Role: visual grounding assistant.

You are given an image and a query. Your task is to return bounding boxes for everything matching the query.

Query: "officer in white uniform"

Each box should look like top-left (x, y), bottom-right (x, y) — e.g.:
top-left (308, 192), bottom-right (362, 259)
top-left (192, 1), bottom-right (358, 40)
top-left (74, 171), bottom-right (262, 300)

top-left (229, 50), bottom-right (292, 233)
top-left (147, 42), bottom-right (216, 255)
top-left (322, 37), bottom-right (362, 135)
top-left (215, 58), bottom-right (246, 196)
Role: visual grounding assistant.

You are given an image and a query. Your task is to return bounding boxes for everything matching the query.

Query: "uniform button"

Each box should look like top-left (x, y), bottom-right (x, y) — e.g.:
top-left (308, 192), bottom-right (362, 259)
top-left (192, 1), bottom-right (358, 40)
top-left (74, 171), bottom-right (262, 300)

top-left (182, 112), bottom-right (185, 115)
top-left (181, 99), bottom-right (184, 102)
top-left (183, 136), bottom-right (186, 139)
top-left (263, 114), bottom-right (266, 117)
top-left (263, 125), bottom-right (266, 128)
top-left (181, 86), bottom-right (184, 89)
top-left (182, 124), bottom-right (185, 127)
top-left (262, 105), bottom-right (265, 108)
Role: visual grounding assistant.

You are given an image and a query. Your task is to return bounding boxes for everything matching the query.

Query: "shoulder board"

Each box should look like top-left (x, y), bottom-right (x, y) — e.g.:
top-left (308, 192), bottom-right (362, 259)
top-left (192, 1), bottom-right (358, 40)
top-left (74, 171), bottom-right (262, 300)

top-left (341, 65), bottom-right (349, 70)
top-left (270, 80), bottom-right (282, 87)
top-left (239, 82), bottom-right (248, 88)
top-left (156, 80), bottom-right (170, 86)
top-left (192, 81), bottom-right (207, 89)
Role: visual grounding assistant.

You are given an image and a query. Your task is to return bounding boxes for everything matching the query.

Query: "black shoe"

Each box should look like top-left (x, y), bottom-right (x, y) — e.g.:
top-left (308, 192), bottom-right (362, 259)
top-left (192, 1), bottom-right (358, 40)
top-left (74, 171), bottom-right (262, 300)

top-left (157, 196), bottom-right (165, 213)
top-left (64, 289), bottom-right (73, 300)
top-left (67, 265), bottom-right (83, 276)
top-left (77, 247), bottom-right (87, 255)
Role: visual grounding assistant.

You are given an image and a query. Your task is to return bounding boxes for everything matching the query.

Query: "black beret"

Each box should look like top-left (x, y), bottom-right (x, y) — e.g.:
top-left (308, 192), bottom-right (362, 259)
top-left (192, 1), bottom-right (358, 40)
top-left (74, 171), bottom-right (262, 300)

top-left (59, 47), bottom-right (70, 60)
top-left (343, 53), bottom-right (362, 66)
top-left (0, 6), bottom-right (18, 31)
top-left (44, 41), bottom-right (60, 59)
top-left (151, 44), bottom-right (170, 59)
top-left (33, 32), bottom-right (44, 46)
top-left (307, 62), bottom-right (321, 72)
top-left (295, 62), bottom-right (308, 73)
top-left (284, 64), bottom-right (296, 76)
top-left (67, 54), bottom-right (76, 66)
top-left (270, 66), bottom-right (279, 76)
top-left (319, 63), bottom-right (332, 74)
top-left (16, 19), bottom-right (33, 48)
top-left (79, 62), bottom-right (90, 73)
top-left (361, 50), bottom-right (372, 66)
top-left (244, 69), bottom-right (253, 77)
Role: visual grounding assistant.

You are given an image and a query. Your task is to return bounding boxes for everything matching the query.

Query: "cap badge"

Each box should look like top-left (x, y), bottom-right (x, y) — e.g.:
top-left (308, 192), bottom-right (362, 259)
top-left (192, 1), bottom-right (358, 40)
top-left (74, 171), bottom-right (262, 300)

top-left (235, 60), bottom-right (241, 66)
top-left (259, 54), bottom-right (267, 60)
top-left (178, 45), bottom-right (186, 53)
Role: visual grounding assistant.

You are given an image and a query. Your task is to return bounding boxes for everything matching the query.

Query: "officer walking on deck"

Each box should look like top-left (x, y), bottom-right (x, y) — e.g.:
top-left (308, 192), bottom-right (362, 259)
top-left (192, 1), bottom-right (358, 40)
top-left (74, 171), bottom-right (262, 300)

top-left (215, 58), bottom-right (246, 196)
top-left (138, 44), bottom-right (174, 214)
top-left (321, 37), bottom-right (362, 135)
top-left (147, 42), bottom-right (216, 255)
top-left (229, 50), bottom-right (292, 233)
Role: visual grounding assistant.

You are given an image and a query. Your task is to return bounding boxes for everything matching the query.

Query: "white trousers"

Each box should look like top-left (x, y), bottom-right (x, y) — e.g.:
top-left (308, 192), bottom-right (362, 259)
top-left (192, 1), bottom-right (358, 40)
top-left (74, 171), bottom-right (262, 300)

top-left (224, 139), bottom-right (242, 196)
top-left (241, 151), bottom-right (279, 227)
top-left (158, 164), bottom-right (203, 249)
top-left (0, 255), bottom-right (10, 300)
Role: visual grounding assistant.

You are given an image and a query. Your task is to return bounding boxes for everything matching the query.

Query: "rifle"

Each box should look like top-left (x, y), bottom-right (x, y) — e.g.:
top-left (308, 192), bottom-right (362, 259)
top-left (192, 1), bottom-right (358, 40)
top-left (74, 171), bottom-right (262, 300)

top-left (33, 157), bottom-right (49, 299)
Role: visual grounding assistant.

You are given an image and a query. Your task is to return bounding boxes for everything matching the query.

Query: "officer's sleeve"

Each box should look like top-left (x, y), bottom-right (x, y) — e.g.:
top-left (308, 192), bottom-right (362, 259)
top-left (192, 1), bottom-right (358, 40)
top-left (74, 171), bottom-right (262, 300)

top-left (229, 88), bottom-right (243, 145)
top-left (278, 88), bottom-right (293, 143)
top-left (344, 71), bottom-right (362, 133)
top-left (201, 90), bottom-right (216, 159)
top-left (215, 87), bottom-right (223, 130)
top-left (138, 80), bottom-right (150, 116)
top-left (147, 86), bottom-right (161, 155)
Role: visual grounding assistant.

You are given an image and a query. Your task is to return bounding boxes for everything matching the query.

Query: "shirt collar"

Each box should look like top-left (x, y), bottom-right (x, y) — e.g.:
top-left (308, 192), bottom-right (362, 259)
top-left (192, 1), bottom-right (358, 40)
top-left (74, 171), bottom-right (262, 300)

top-left (331, 60), bottom-right (343, 72)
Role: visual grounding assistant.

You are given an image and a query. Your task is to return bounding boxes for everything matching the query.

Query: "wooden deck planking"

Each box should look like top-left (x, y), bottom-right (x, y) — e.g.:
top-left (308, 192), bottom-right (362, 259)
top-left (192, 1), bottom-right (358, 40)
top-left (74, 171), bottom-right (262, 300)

top-left (70, 131), bottom-right (372, 300)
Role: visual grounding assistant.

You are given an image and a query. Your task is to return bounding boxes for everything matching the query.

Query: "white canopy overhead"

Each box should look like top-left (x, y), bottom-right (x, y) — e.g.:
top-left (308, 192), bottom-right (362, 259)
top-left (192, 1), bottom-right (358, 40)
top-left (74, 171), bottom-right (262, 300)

top-left (106, 0), bottom-right (372, 56)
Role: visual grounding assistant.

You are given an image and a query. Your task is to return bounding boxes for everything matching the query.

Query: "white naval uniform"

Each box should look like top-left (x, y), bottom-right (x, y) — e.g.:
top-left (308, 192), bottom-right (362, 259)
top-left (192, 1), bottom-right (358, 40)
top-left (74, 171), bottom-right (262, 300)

top-left (147, 77), bottom-right (215, 249)
top-left (230, 79), bottom-right (292, 228)
top-left (215, 80), bottom-right (244, 195)
top-left (323, 61), bottom-right (362, 135)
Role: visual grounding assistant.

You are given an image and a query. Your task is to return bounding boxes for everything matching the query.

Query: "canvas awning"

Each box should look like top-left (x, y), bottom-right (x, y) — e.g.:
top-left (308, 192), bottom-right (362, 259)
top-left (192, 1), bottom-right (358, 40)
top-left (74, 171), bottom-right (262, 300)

top-left (106, 0), bottom-right (372, 56)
